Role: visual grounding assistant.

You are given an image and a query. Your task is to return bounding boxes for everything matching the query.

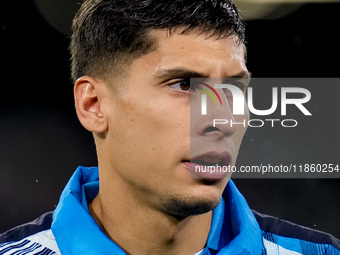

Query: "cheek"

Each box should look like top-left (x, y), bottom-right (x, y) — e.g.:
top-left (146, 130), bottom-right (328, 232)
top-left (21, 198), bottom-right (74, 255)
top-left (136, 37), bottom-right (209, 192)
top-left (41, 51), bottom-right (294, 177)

top-left (110, 96), bottom-right (188, 160)
top-left (105, 98), bottom-right (190, 190)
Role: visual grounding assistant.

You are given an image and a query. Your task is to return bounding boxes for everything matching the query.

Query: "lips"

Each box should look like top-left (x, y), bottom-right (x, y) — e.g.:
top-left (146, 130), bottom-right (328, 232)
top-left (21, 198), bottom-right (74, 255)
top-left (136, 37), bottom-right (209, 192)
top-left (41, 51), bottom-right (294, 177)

top-left (183, 151), bottom-right (232, 180)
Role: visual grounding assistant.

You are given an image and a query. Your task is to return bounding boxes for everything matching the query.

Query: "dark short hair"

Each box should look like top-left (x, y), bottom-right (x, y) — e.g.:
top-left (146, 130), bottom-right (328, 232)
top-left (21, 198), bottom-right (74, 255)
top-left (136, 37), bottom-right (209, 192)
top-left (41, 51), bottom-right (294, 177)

top-left (70, 0), bottom-right (245, 82)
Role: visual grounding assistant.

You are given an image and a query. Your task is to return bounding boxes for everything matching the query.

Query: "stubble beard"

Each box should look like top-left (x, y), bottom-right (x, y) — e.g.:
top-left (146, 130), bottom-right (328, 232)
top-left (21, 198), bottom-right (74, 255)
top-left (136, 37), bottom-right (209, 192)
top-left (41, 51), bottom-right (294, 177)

top-left (160, 195), bottom-right (221, 220)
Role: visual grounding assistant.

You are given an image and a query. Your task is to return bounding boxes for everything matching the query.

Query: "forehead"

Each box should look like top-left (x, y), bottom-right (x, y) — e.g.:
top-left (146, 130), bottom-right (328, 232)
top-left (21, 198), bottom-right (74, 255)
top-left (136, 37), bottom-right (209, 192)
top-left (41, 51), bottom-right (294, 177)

top-left (144, 29), bottom-right (249, 79)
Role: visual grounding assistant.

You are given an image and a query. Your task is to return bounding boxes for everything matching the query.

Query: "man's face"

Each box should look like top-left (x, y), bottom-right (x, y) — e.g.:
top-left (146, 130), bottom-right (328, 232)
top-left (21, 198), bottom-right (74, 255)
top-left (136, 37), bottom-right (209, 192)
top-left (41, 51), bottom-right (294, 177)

top-left (100, 29), bottom-right (249, 217)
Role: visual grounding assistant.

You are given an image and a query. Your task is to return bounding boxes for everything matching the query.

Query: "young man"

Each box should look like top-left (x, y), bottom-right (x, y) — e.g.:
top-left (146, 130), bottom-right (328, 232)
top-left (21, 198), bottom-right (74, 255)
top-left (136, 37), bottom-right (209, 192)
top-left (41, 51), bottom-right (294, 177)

top-left (1, 0), bottom-right (339, 254)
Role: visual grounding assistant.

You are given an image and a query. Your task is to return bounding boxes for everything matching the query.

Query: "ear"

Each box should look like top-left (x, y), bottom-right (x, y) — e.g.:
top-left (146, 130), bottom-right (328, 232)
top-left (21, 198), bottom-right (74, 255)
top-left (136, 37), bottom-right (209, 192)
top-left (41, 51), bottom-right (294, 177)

top-left (74, 76), bottom-right (108, 134)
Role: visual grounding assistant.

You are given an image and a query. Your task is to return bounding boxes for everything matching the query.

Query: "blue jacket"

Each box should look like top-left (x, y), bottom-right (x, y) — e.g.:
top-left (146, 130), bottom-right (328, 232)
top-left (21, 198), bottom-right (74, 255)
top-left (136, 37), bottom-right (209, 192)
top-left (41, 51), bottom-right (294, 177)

top-left (1, 166), bottom-right (339, 254)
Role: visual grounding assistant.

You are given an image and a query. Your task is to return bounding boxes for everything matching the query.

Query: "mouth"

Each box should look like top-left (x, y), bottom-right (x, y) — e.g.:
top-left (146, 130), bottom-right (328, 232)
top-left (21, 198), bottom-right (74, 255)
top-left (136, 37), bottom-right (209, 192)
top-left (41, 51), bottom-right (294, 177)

top-left (182, 151), bottom-right (232, 180)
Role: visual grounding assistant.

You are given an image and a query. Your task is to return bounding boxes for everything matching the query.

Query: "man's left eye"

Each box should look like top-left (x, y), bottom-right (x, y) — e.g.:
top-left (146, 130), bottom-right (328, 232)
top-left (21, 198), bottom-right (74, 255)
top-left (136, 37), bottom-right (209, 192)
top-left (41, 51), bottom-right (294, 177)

top-left (168, 79), bottom-right (191, 92)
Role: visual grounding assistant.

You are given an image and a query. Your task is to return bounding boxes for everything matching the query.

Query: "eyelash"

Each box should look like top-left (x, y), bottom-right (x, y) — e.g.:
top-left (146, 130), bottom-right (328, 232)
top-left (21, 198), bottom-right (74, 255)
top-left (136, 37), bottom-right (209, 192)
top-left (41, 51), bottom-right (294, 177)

top-left (167, 79), bottom-right (249, 94)
top-left (168, 78), bottom-right (191, 93)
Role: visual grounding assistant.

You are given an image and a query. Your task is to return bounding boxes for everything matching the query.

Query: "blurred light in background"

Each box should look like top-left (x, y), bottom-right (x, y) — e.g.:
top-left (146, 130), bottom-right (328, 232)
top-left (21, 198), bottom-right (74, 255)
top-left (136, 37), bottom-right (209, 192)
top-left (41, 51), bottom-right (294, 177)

top-left (34, 0), bottom-right (340, 35)
top-left (34, 0), bottom-right (80, 35)
top-left (235, 1), bottom-right (303, 20)
top-left (235, 0), bottom-right (340, 20)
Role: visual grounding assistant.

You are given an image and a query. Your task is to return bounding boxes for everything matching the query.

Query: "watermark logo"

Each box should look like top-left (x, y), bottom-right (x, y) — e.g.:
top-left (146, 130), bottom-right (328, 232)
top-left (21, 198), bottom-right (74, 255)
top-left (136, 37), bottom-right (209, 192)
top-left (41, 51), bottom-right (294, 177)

top-left (201, 84), bottom-right (312, 116)
top-left (198, 82), bottom-right (222, 115)
top-left (194, 78), bottom-right (312, 128)
top-left (190, 78), bottom-right (339, 179)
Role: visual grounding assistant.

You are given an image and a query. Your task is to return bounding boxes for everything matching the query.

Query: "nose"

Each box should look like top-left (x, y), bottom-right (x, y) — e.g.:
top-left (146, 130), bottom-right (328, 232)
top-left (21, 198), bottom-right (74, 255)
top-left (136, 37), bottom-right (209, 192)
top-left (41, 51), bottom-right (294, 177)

top-left (195, 87), bottom-right (237, 139)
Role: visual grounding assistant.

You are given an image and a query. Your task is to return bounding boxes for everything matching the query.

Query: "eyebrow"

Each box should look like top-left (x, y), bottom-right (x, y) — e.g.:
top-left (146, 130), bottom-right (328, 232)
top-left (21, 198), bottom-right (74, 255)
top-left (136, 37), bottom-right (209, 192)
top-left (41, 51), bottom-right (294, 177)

top-left (154, 68), bottom-right (251, 81)
top-left (229, 70), bottom-right (252, 78)
top-left (154, 68), bottom-right (207, 81)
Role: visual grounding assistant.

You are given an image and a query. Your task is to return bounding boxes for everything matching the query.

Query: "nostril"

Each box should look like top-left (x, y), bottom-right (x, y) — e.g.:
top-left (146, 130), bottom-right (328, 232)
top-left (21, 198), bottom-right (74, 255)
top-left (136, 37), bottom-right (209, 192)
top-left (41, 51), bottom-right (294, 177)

top-left (204, 126), bottom-right (220, 133)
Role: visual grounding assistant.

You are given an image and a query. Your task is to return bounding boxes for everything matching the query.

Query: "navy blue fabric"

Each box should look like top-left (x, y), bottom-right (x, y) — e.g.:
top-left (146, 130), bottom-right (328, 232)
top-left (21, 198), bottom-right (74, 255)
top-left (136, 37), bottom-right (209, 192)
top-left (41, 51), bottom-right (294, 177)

top-left (253, 210), bottom-right (340, 250)
top-left (0, 212), bottom-right (53, 243)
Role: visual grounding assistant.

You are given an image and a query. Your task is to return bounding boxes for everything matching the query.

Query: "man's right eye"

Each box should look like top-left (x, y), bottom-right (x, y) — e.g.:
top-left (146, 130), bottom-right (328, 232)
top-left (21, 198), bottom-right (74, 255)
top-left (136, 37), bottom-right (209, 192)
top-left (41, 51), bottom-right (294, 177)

top-left (168, 79), bottom-right (191, 92)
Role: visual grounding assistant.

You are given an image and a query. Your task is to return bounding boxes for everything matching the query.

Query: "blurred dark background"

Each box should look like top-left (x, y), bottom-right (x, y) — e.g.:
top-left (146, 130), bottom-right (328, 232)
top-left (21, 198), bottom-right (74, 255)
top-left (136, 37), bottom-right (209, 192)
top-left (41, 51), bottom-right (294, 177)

top-left (1, 0), bottom-right (339, 237)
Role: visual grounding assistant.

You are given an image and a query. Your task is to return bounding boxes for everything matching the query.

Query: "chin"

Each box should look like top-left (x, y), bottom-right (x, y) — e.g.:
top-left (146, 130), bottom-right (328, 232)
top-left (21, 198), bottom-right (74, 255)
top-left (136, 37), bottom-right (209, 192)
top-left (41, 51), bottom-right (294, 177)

top-left (160, 191), bottom-right (221, 220)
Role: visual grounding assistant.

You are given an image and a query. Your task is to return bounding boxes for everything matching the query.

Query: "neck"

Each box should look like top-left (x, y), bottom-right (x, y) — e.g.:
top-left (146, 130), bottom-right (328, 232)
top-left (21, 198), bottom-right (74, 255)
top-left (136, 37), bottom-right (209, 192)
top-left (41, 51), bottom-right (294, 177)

top-left (89, 183), bottom-right (212, 255)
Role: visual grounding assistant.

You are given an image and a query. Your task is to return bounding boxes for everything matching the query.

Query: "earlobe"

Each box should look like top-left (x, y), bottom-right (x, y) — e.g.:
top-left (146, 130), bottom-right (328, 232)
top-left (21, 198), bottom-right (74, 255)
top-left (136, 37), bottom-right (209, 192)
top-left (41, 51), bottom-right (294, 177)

top-left (74, 76), bottom-right (108, 134)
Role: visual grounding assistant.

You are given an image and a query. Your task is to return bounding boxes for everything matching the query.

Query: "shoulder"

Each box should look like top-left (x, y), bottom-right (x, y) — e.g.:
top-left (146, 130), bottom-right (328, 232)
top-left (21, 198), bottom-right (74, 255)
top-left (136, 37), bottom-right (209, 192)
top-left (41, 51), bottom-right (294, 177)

top-left (0, 212), bottom-right (61, 254)
top-left (0, 211), bottom-right (53, 243)
top-left (253, 210), bottom-right (340, 254)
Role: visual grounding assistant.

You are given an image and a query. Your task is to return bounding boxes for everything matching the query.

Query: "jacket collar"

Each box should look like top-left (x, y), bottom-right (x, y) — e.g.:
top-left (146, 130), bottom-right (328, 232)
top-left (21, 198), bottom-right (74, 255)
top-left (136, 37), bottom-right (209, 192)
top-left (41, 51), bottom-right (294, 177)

top-left (52, 166), bottom-right (263, 255)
